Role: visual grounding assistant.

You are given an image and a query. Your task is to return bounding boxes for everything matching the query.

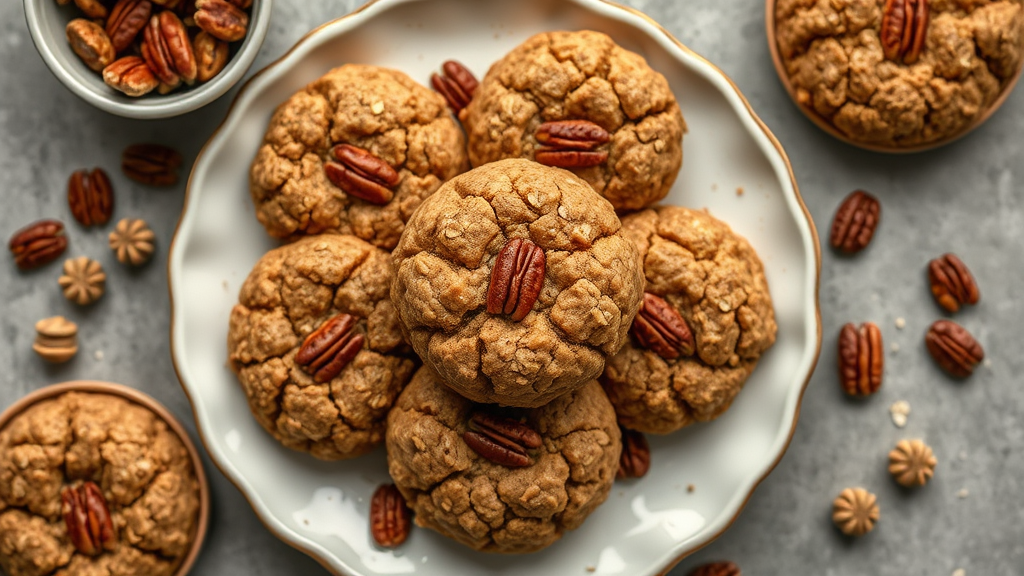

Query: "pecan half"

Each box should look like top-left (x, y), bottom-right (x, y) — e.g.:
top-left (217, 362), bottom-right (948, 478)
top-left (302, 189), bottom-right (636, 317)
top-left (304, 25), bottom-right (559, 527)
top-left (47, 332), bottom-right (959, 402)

top-left (194, 0), bottom-right (249, 42)
top-left (925, 320), bottom-right (983, 377)
top-left (68, 168), bottom-right (114, 227)
top-left (534, 120), bottom-right (610, 168)
top-left (66, 19), bottom-right (116, 72)
top-left (324, 144), bottom-right (400, 205)
top-left (463, 411), bottom-right (542, 468)
top-left (928, 253), bottom-right (979, 313)
top-left (73, 0), bottom-right (108, 19)
top-left (632, 292), bottom-right (695, 360)
top-left (486, 238), bottom-right (545, 322)
top-left (102, 56), bottom-right (159, 97)
top-left (430, 60), bottom-right (478, 113)
top-left (106, 0), bottom-right (153, 53)
top-left (617, 427), bottom-right (650, 479)
top-left (830, 190), bottom-right (881, 254)
top-left (62, 482), bottom-right (116, 556)
top-left (9, 220), bottom-right (68, 270)
top-left (193, 31), bottom-right (229, 82)
top-left (838, 322), bottom-right (883, 396)
top-left (688, 561), bottom-right (741, 576)
top-left (370, 484), bottom-right (411, 548)
top-left (295, 314), bottom-right (365, 383)
top-left (122, 143), bottom-right (183, 185)
top-left (142, 12), bottom-right (197, 88)
top-left (881, 0), bottom-right (929, 65)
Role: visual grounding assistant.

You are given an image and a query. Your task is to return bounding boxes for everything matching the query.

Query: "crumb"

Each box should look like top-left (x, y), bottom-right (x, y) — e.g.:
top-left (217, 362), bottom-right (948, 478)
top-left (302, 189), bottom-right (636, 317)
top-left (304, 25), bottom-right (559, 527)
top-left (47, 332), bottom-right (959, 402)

top-left (711, 183), bottom-right (718, 191)
top-left (890, 400), bottom-right (910, 428)
top-left (222, 280), bottom-right (229, 291)
top-left (957, 488), bottom-right (969, 499)
top-left (736, 187), bottom-right (744, 196)
top-left (687, 484), bottom-right (695, 493)
top-left (895, 317), bottom-right (906, 329)
top-left (586, 567), bottom-right (596, 573)
top-left (871, 293), bottom-right (880, 301)
top-left (959, 451), bottom-right (968, 461)
top-left (952, 569), bottom-right (966, 576)
top-left (303, 519), bottom-right (309, 525)
top-left (94, 350), bottom-right (104, 361)
top-left (891, 342), bottom-right (900, 353)
top-left (983, 358), bottom-right (992, 368)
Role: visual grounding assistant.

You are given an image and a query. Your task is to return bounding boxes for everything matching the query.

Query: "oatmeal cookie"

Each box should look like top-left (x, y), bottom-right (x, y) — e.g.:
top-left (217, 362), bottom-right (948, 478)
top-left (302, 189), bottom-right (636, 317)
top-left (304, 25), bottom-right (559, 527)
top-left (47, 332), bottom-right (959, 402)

top-left (602, 207), bottom-right (777, 434)
top-left (386, 367), bottom-right (620, 553)
top-left (775, 0), bottom-right (1024, 147)
top-left (0, 393), bottom-right (200, 576)
top-left (390, 159), bottom-right (645, 408)
top-left (250, 64), bottom-right (469, 249)
top-left (462, 30), bottom-right (685, 212)
top-left (228, 234), bottom-right (417, 460)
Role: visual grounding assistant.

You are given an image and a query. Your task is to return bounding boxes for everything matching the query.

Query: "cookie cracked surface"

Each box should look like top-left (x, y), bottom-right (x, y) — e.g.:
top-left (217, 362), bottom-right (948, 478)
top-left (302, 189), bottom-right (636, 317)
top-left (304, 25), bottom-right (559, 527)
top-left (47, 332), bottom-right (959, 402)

top-left (463, 30), bottom-right (685, 212)
top-left (250, 64), bottom-right (469, 249)
top-left (390, 159), bottom-right (645, 408)
top-left (228, 234), bottom-right (417, 460)
top-left (775, 0), bottom-right (1024, 147)
top-left (602, 207), bottom-right (777, 434)
top-left (0, 392), bottom-right (200, 576)
top-left (386, 367), bottom-right (620, 554)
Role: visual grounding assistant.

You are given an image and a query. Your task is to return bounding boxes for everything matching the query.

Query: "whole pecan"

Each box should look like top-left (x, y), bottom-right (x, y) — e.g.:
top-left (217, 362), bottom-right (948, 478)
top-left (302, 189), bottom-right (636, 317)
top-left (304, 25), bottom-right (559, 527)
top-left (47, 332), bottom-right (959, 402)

top-left (102, 56), bottom-right (159, 97)
top-left (194, 0), bottom-right (249, 42)
top-left (370, 484), bottom-right (411, 548)
top-left (106, 0), bottom-right (152, 53)
top-left (62, 482), bottom-right (116, 556)
top-left (881, 0), bottom-right (929, 65)
top-left (617, 427), bottom-right (650, 479)
top-left (193, 31), bottom-right (229, 82)
top-left (830, 190), bottom-right (881, 254)
top-left (688, 561), bottom-right (741, 576)
top-left (534, 120), bottom-right (610, 168)
top-left (295, 313), bottom-right (365, 383)
top-left (486, 238), bottom-right (546, 322)
top-left (463, 411), bottom-right (542, 468)
top-left (925, 320), bottom-right (983, 377)
top-left (66, 19), bottom-right (116, 72)
top-left (837, 322), bottom-right (883, 396)
top-left (73, 0), bottom-right (109, 19)
top-left (142, 12), bottom-right (197, 88)
top-left (430, 60), bottom-right (478, 113)
top-left (928, 253), bottom-right (979, 313)
top-left (68, 168), bottom-right (114, 227)
top-left (122, 143), bottom-right (183, 185)
top-left (324, 144), bottom-right (400, 205)
top-left (9, 220), bottom-right (68, 270)
top-left (632, 292), bottom-right (695, 360)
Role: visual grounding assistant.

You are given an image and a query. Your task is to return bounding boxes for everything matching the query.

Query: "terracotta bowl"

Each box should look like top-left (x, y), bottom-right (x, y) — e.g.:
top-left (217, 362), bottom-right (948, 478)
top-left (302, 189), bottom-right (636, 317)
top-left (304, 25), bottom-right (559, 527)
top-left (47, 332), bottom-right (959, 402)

top-left (765, 0), bottom-right (1024, 153)
top-left (0, 381), bottom-right (210, 576)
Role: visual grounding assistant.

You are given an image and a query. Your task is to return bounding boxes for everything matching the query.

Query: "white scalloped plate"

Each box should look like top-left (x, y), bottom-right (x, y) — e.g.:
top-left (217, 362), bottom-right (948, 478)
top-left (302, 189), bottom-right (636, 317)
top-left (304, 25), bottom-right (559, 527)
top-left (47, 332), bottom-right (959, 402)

top-left (168, 1), bottom-right (822, 574)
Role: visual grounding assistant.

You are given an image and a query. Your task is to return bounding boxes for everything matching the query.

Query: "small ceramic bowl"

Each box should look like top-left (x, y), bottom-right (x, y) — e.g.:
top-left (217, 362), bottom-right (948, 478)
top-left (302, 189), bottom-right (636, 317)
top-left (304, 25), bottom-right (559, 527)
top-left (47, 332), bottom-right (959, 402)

top-left (766, 0), bottom-right (1024, 153)
top-left (23, 0), bottom-right (273, 119)
top-left (0, 380), bottom-right (210, 576)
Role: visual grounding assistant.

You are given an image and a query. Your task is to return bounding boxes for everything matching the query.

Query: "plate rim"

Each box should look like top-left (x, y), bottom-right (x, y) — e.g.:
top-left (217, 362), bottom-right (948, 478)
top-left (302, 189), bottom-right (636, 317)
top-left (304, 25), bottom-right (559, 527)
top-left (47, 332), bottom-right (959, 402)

top-left (167, 0), bottom-right (823, 574)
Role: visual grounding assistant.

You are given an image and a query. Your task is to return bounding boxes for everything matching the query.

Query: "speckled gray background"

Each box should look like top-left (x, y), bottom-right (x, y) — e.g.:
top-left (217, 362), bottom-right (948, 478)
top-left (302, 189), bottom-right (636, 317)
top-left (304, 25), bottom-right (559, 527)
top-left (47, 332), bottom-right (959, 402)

top-left (1, 1), bottom-right (1022, 575)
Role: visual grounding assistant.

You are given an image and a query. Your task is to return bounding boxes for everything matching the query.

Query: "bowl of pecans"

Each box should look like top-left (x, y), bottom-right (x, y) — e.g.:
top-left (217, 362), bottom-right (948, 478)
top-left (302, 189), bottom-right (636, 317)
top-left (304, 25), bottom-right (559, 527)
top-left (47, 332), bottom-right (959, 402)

top-left (24, 0), bottom-right (272, 119)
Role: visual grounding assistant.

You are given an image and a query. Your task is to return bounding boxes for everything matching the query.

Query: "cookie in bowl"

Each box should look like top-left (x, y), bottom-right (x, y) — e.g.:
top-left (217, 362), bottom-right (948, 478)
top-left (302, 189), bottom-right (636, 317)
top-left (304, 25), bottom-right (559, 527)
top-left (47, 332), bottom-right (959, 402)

top-left (386, 367), bottom-right (621, 554)
top-left (772, 0), bottom-right (1024, 149)
top-left (602, 206), bottom-right (777, 434)
top-left (462, 30), bottom-right (686, 212)
top-left (228, 234), bottom-right (418, 460)
top-left (0, 391), bottom-right (202, 576)
top-left (249, 64), bottom-right (469, 249)
top-left (390, 158), bottom-right (645, 408)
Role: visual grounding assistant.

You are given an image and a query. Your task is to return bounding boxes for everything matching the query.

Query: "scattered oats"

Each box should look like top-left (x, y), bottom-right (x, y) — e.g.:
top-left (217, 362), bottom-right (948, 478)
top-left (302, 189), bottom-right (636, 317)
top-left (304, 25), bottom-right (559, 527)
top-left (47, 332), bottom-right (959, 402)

top-left (957, 488), bottom-right (969, 499)
top-left (687, 484), bottom-right (695, 493)
top-left (736, 187), bottom-right (744, 196)
top-left (557, 205), bottom-right (569, 219)
top-left (895, 317), bottom-right (906, 329)
top-left (94, 350), bottom-right (104, 361)
top-left (891, 342), bottom-right (900, 353)
top-left (889, 400), bottom-right (910, 428)
top-left (371, 101), bottom-right (384, 114)
top-left (952, 569), bottom-right (965, 576)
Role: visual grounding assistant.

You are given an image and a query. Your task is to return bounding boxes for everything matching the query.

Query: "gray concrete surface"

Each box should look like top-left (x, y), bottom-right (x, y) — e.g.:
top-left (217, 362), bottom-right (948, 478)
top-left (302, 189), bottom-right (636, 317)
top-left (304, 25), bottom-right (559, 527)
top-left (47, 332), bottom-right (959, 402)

top-left (2, 1), bottom-right (1022, 575)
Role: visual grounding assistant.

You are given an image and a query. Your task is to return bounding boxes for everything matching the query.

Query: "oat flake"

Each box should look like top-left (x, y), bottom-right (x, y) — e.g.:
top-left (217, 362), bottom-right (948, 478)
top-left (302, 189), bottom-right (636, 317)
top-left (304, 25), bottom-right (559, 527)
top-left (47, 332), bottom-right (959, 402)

top-left (890, 400), bottom-right (910, 428)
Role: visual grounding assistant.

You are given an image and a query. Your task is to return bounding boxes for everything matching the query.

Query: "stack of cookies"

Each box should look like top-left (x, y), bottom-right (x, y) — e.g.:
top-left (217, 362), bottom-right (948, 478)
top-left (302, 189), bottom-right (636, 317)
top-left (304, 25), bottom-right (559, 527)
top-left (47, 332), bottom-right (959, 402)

top-left (229, 30), bottom-right (777, 554)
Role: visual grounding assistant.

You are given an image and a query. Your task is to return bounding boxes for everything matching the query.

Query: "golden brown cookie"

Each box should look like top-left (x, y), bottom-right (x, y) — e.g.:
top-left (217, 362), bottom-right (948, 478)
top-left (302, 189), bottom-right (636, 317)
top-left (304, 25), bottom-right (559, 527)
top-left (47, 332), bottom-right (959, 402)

top-left (0, 393), bottom-right (200, 576)
top-left (228, 235), bottom-right (417, 460)
top-left (386, 367), bottom-right (620, 554)
top-left (249, 64), bottom-right (469, 249)
top-left (602, 207), bottom-right (777, 434)
top-left (390, 159), bottom-right (645, 408)
top-left (462, 30), bottom-right (685, 212)
top-left (774, 0), bottom-right (1024, 147)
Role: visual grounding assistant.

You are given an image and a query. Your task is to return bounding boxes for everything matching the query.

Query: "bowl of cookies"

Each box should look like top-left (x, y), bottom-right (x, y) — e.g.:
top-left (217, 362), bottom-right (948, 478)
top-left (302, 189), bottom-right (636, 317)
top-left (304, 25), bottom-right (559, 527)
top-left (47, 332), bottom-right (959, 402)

top-left (23, 0), bottom-right (272, 119)
top-left (169, 0), bottom-right (821, 574)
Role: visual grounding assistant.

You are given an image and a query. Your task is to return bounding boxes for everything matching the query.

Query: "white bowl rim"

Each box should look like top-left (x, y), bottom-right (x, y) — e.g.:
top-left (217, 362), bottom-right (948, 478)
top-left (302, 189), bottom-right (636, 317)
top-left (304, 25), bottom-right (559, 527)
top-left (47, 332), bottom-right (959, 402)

top-left (167, 0), bottom-right (824, 573)
top-left (22, 0), bottom-right (274, 119)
